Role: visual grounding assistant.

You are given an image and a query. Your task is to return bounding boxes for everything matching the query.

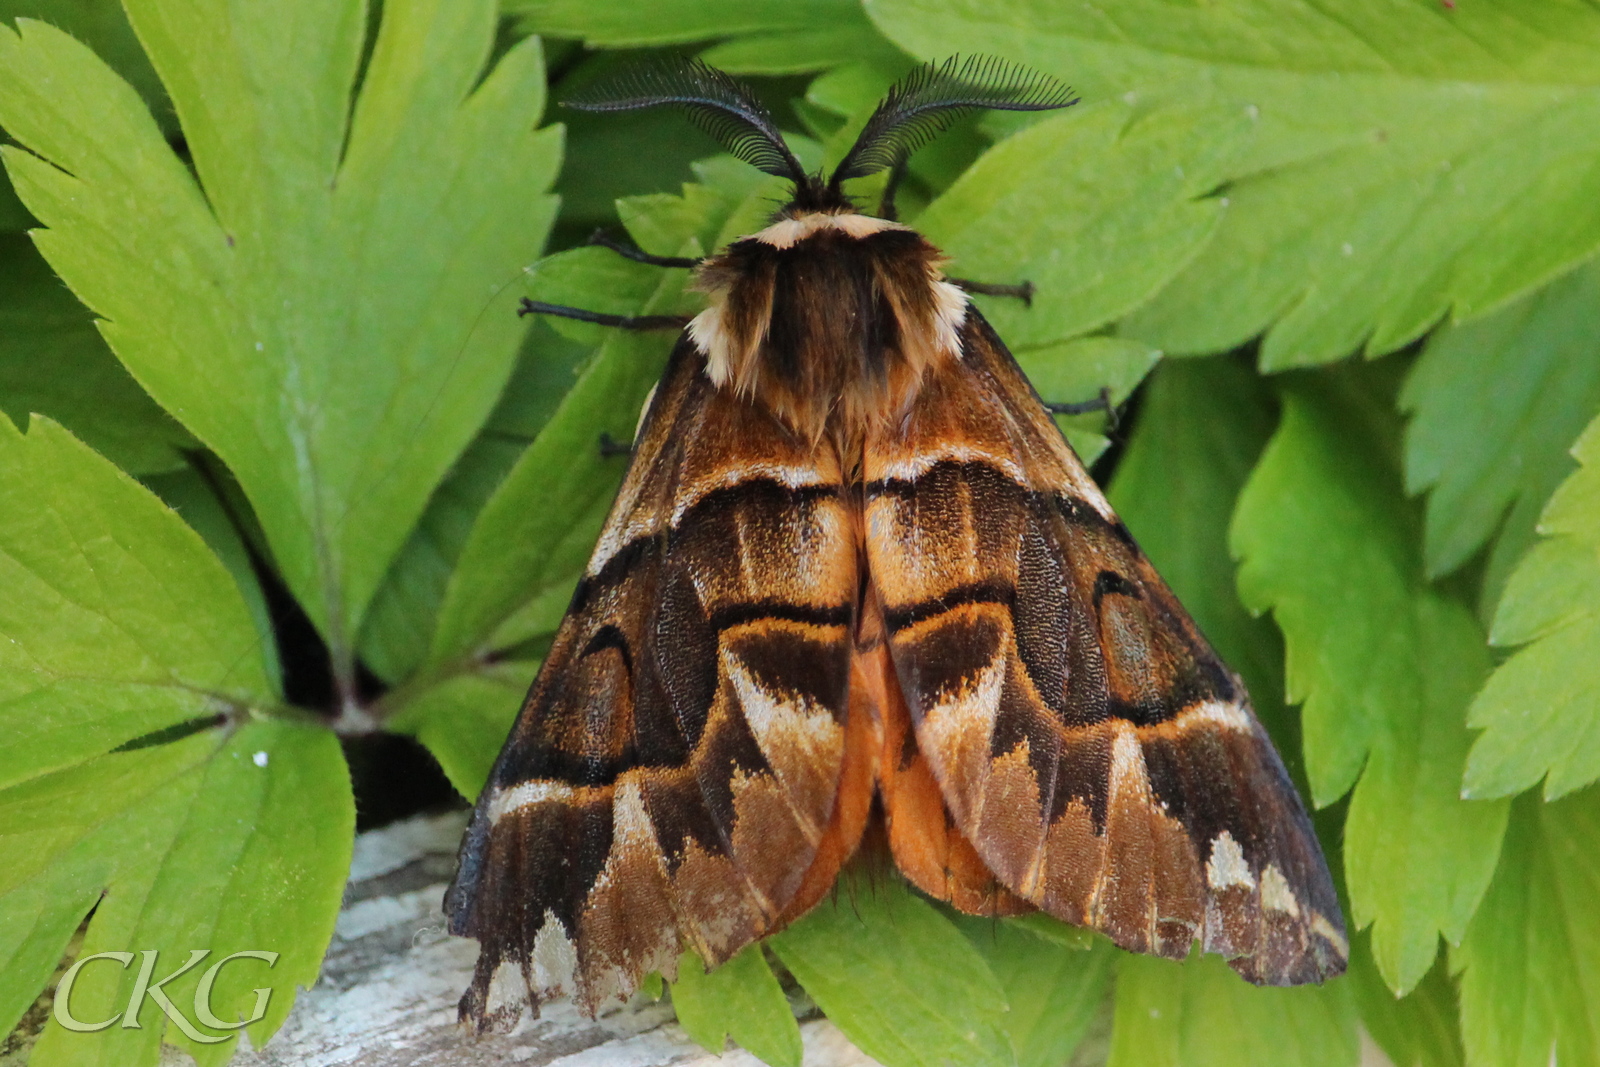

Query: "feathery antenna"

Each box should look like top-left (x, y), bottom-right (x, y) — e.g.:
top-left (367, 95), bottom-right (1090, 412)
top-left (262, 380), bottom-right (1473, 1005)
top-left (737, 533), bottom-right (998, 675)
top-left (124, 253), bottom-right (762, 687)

top-left (831, 56), bottom-right (1077, 193)
top-left (564, 57), bottom-right (808, 189)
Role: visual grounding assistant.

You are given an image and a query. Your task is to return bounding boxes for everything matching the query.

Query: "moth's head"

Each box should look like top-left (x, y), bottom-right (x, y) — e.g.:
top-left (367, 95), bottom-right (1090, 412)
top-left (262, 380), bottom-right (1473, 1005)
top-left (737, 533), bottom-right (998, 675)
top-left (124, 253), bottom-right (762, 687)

top-left (562, 55), bottom-right (1077, 225)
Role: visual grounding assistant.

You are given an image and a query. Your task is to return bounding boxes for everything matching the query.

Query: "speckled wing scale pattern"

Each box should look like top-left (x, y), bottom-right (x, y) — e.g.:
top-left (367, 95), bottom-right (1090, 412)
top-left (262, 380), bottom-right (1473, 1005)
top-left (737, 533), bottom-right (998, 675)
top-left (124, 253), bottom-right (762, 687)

top-left (446, 337), bottom-right (867, 1024)
top-left (864, 314), bottom-right (1347, 985)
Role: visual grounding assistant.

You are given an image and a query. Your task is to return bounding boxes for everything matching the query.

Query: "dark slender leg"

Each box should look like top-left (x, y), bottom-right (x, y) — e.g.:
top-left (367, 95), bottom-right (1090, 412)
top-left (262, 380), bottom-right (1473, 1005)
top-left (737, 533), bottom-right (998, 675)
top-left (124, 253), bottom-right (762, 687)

top-left (518, 298), bottom-right (690, 331)
top-left (586, 230), bottom-right (702, 269)
top-left (597, 432), bottom-right (632, 458)
top-left (949, 277), bottom-right (1035, 307)
top-left (1045, 387), bottom-right (1119, 430)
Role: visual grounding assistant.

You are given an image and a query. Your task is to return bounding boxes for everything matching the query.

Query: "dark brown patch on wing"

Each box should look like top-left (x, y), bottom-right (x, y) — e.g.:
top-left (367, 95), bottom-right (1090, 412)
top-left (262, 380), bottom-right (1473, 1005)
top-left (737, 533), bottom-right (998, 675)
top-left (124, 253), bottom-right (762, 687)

top-left (861, 310), bottom-right (1346, 986)
top-left (447, 336), bottom-right (861, 1023)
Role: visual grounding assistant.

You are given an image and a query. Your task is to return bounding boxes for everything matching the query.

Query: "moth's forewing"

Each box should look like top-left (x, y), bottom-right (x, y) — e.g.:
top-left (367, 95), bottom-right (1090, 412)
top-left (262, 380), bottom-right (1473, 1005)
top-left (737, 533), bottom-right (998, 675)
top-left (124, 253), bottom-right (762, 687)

top-left (446, 338), bottom-right (861, 1025)
top-left (862, 311), bottom-right (1348, 985)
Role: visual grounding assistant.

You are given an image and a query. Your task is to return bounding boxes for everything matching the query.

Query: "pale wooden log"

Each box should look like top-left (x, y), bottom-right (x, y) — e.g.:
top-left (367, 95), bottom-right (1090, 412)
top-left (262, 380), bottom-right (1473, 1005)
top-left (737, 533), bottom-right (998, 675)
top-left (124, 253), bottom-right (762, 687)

top-left (225, 811), bottom-right (882, 1067)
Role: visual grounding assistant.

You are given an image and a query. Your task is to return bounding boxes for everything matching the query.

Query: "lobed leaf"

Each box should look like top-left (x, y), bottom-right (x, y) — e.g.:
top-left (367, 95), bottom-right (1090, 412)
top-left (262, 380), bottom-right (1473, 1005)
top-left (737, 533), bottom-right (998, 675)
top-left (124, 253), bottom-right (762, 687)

top-left (669, 947), bottom-right (802, 1067)
top-left (4, 721), bottom-right (352, 1067)
top-left (1464, 413), bottom-right (1600, 800)
top-left (1348, 934), bottom-right (1464, 1067)
top-left (871, 0), bottom-right (1600, 369)
top-left (1107, 951), bottom-right (1356, 1067)
top-left (1231, 369), bottom-right (1508, 994)
top-left (767, 877), bottom-right (1015, 1067)
top-left (1402, 260), bottom-right (1600, 604)
top-left (0, 0), bottom-right (561, 669)
top-left (1454, 789), bottom-right (1600, 1067)
top-left (0, 416), bottom-right (273, 793)
top-left (914, 97), bottom-right (1235, 350)
top-left (954, 917), bottom-right (1115, 1067)
top-left (0, 415), bottom-right (349, 1066)
top-left (503, 0), bottom-right (875, 48)
top-left (0, 233), bottom-right (192, 475)
top-left (0, 0), bottom-right (175, 232)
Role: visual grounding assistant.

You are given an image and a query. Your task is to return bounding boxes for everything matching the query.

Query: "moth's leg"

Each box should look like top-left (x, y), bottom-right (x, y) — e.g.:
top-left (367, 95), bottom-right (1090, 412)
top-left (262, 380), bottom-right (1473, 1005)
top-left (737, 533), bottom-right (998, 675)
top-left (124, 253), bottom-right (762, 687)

top-left (948, 277), bottom-right (1036, 307)
top-left (596, 432), bottom-right (632, 459)
top-left (517, 298), bottom-right (690, 331)
top-left (586, 229), bottom-right (703, 269)
top-left (1044, 386), bottom-right (1120, 430)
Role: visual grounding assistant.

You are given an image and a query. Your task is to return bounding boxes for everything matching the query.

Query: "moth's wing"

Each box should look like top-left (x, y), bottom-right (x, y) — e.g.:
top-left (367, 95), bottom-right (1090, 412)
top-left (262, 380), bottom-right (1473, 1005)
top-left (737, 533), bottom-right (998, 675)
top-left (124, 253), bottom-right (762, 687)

top-left (857, 593), bottom-right (1033, 916)
top-left (863, 311), bottom-right (1347, 984)
top-left (447, 337), bottom-right (865, 1025)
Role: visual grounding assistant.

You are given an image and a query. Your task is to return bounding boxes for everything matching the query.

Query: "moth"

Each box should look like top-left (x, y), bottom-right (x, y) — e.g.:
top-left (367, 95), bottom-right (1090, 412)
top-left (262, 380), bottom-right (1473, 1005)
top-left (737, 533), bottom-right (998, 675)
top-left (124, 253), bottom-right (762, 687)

top-left (446, 55), bottom-right (1347, 1028)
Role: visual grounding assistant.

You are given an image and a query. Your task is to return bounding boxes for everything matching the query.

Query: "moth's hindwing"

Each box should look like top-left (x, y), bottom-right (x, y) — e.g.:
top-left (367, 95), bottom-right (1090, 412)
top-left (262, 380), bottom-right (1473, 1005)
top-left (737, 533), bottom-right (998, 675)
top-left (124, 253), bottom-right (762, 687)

top-left (862, 311), bottom-right (1348, 985)
top-left (446, 337), bottom-right (865, 1025)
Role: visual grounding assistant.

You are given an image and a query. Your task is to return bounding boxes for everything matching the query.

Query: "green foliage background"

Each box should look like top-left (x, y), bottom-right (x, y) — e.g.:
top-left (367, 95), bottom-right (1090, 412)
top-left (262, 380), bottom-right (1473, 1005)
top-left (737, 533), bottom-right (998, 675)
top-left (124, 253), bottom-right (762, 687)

top-left (0, 0), bottom-right (1597, 1065)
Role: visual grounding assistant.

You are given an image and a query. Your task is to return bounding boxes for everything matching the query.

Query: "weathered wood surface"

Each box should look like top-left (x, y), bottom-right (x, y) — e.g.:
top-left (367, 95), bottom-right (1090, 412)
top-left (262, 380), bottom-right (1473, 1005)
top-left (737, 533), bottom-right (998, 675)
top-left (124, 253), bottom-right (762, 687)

top-left (229, 812), bottom-right (880, 1067)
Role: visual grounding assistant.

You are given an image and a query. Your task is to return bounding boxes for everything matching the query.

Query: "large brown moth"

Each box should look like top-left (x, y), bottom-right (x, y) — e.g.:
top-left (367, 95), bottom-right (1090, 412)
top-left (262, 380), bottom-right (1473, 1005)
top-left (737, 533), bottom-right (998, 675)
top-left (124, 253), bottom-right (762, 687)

top-left (446, 55), bottom-right (1347, 1028)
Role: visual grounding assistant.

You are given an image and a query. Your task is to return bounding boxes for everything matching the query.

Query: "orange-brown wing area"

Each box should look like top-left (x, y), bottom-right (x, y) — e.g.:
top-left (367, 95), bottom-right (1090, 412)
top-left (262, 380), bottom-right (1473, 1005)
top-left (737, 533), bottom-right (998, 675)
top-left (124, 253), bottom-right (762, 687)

top-left (862, 310), bottom-right (1348, 985)
top-left (856, 590), bottom-right (1032, 917)
top-left (446, 336), bottom-right (863, 1025)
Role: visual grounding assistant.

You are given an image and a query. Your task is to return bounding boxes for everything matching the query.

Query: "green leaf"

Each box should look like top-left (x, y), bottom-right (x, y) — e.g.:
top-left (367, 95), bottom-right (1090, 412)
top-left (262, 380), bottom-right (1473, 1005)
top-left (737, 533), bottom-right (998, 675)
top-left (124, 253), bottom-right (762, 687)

top-left (0, 415), bottom-right (347, 1066)
top-left (670, 947), bottom-right (801, 1067)
top-left (1401, 259), bottom-right (1600, 603)
top-left (555, 104), bottom-right (719, 240)
top-left (358, 436), bottom-right (530, 685)
top-left (0, 0), bottom-right (175, 234)
top-left (1231, 368), bottom-right (1509, 994)
top-left (1002, 913), bottom-right (1097, 951)
top-left (1453, 788), bottom-right (1600, 1067)
top-left (1348, 933), bottom-right (1463, 1067)
top-left (0, 169), bottom-right (29, 230)
top-left (699, 27), bottom-right (906, 75)
top-left (426, 266), bottom-right (682, 669)
top-left (768, 878), bottom-right (1015, 1067)
top-left (955, 918), bottom-right (1115, 1067)
top-left (0, 1), bottom-right (561, 666)
top-left (914, 98), bottom-right (1232, 350)
top-left (503, 0), bottom-right (873, 47)
top-left (871, 0), bottom-right (1600, 368)
top-left (0, 416), bottom-right (274, 794)
top-left (1107, 951), bottom-right (1357, 1067)
top-left (3, 720), bottom-right (352, 1067)
top-left (0, 233), bottom-right (192, 475)
top-left (359, 317), bottom-right (592, 684)
top-left (384, 660), bottom-right (536, 801)
top-left (1464, 413), bottom-right (1600, 800)
top-left (1017, 335), bottom-right (1160, 466)
top-left (143, 467), bottom-right (281, 695)
top-left (0, 0), bottom-right (171, 129)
